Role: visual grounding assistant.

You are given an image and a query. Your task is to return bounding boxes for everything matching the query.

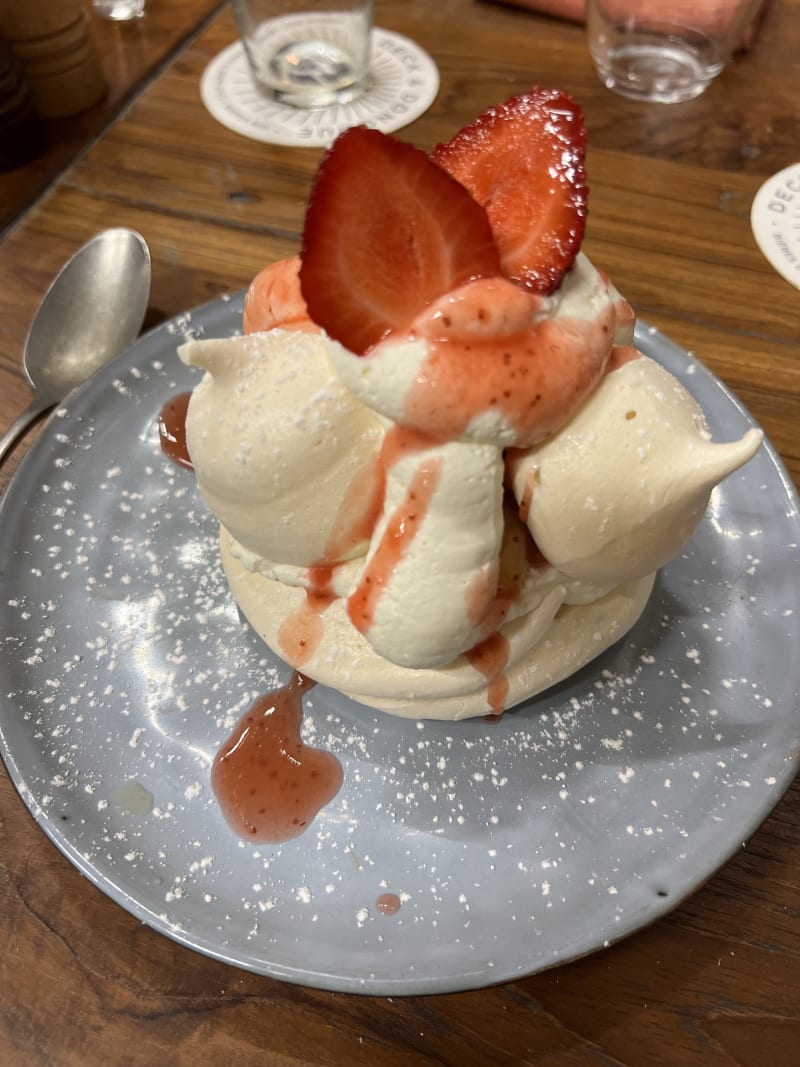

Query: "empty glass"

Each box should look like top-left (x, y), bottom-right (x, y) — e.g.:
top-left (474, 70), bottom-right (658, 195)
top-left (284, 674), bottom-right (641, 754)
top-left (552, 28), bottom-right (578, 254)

top-left (92, 0), bottom-right (145, 20)
top-left (232, 0), bottom-right (373, 109)
top-left (586, 0), bottom-right (763, 103)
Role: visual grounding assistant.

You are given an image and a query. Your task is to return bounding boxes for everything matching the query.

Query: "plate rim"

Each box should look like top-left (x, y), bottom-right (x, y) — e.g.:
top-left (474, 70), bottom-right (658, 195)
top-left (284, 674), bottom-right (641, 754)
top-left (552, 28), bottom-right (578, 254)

top-left (0, 293), bottom-right (798, 996)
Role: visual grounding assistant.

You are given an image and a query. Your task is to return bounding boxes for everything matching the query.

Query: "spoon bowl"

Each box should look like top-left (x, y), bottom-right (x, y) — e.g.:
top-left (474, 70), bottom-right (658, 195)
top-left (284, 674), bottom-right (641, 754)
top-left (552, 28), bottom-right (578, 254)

top-left (0, 228), bottom-right (151, 467)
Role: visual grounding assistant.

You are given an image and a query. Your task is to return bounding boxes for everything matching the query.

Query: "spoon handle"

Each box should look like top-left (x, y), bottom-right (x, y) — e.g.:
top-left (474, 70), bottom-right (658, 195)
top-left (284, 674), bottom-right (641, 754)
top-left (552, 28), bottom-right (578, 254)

top-left (0, 395), bottom-right (55, 469)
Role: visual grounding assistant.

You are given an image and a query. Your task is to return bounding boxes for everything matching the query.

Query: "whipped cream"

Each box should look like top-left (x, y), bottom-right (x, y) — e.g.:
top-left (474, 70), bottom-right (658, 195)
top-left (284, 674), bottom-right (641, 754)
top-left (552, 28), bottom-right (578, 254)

top-left (508, 354), bottom-right (763, 584)
top-left (329, 253), bottom-right (626, 447)
top-left (179, 251), bottom-right (762, 719)
top-left (181, 330), bottom-right (384, 568)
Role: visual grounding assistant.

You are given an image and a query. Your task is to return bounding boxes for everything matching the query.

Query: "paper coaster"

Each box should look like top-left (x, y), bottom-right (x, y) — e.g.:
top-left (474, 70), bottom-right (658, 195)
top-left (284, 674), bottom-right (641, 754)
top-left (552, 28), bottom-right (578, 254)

top-left (200, 28), bottom-right (439, 148)
top-left (750, 163), bottom-right (800, 291)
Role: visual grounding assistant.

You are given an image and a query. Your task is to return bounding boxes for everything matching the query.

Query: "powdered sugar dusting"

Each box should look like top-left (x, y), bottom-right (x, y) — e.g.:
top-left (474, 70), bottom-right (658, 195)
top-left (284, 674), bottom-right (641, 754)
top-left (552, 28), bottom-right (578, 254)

top-left (0, 306), bottom-right (797, 995)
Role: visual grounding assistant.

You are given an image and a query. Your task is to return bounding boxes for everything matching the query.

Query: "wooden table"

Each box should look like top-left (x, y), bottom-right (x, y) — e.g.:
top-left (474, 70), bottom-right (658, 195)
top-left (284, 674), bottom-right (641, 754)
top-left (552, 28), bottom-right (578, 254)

top-left (0, 0), bottom-right (226, 238)
top-left (1, 1), bottom-right (798, 1062)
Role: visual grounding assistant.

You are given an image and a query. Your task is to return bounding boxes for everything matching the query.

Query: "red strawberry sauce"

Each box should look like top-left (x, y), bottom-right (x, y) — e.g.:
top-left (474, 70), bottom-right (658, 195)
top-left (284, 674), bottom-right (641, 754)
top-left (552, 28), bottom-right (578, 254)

top-left (211, 672), bottom-right (343, 843)
top-left (278, 567), bottom-right (337, 667)
top-left (158, 391), bottom-right (193, 470)
top-left (376, 892), bottom-right (402, 915)
top-left (346, 455), bottom-right (443, 636)
top-left (403, 277), bottom-right (614, 447)
top-left (465, 632), bottom-right (510, 717)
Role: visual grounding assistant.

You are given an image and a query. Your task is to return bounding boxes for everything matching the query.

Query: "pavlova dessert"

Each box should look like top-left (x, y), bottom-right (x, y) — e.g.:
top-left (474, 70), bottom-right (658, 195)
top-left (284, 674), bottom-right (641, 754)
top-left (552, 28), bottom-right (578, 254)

top-left (177, 89), bottom-right (761, 720)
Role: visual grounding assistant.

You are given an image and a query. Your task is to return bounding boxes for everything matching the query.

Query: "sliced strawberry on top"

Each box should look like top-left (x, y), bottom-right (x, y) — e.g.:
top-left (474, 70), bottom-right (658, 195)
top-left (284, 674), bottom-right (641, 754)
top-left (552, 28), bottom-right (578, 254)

top-left (299, 125), bottom-right (502, 355)
top-left (431, 88), bottom-right (587, 295)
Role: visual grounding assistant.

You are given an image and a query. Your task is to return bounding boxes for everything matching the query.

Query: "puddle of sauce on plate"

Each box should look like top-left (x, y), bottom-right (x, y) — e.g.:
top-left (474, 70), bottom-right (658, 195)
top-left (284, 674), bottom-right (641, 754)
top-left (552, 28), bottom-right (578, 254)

top-left (376, 892), bottom-right (402, 915)
top-left (211, 672), bottom-right (343, 843)
top-left (158, 392), bottom-right (193, 470)
top-left (158, 395), bottom-right (343, 841)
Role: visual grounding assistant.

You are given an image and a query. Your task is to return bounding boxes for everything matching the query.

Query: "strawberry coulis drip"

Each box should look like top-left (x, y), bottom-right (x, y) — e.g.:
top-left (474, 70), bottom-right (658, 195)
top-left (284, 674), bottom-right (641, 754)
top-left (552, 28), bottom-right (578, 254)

top-left (279, 425), bottom-right (441, 663)
top-left (347, 455), bottom-right (443, 636)
top-left (517, 478), bottom-right (534, 525)
top-left (403, 279), bottom-right (615, 447)
top-left (211, 671), bottom-right (342, 842)
top-left (465, 632), bottom-right (510, 717)
top-left (379, 422), bottom-right (443, 468)
top-left (343, 424), bottom-right (443, 635)
top-left (463, 502), bottom-right (548, 717)
top-left (322, 454), bottom-right (386, 564)
top-left (464, 562), bottom-right (499, 630)
top-left (158, 391), bottom-right (193, 470)
top-left (278, 566), bottom-right (337, 667)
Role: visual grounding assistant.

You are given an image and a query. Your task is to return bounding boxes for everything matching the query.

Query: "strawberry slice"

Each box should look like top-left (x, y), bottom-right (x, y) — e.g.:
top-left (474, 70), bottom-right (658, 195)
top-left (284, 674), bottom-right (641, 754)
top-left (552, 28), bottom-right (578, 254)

top-left (431, 88), bottom-right (587, 295)
top-left (300, 125), bottom-right (502, 355)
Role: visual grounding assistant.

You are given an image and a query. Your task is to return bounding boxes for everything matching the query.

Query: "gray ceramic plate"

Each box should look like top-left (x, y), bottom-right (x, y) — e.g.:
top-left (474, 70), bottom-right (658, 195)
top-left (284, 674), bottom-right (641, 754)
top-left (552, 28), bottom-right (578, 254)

top-left (1, 295), bottom-right (798, 996)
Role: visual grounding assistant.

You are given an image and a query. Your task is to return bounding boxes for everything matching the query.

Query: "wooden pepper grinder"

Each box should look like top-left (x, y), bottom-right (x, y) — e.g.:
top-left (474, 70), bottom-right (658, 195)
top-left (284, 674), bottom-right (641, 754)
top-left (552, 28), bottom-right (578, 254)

top-left (0, 33), bottom-right (43, 171)
top-left (0, 0), bottom-right (107, 119)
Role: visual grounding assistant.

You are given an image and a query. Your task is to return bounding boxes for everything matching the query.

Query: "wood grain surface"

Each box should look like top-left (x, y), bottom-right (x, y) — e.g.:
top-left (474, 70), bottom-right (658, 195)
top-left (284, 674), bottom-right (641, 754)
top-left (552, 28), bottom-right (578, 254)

top-left (0, 1), bottom-right (798, 1064)
top-left (0, 0), bottom-right (226, 237)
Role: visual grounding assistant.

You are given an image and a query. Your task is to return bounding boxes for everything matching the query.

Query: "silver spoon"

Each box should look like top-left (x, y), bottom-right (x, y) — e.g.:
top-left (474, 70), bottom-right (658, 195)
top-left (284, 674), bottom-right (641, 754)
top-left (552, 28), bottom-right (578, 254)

top-left (0, 228), bottom-right (151, 467)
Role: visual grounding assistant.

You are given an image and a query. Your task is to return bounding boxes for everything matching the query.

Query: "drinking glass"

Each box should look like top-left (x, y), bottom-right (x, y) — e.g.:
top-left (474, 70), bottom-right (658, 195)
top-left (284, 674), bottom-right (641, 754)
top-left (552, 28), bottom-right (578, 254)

top-left (232, 0), bottom-right (373, 109)
top-left (586, 0), bottom-right (763, 103)
top-left (92, 0), bottom-right (145, 20)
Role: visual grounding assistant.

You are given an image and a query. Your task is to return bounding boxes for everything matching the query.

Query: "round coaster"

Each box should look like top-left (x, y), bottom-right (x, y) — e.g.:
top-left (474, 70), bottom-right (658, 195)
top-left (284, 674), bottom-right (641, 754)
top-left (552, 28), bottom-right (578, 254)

top-left (200, 28), bottom-right (439, 148)
top-left (750, 163), bottom-right (800, 291)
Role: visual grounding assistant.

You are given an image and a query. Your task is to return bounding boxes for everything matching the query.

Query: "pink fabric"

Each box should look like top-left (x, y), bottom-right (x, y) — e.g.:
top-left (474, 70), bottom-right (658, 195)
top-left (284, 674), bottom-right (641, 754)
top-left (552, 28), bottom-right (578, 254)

top-left (502, 0), bottom-right (584, 20)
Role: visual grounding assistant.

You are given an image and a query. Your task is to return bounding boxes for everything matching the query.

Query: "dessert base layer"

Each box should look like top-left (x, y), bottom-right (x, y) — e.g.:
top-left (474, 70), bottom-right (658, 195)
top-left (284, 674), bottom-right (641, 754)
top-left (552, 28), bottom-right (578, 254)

top-left (221, 531), bottom-right (656, 721)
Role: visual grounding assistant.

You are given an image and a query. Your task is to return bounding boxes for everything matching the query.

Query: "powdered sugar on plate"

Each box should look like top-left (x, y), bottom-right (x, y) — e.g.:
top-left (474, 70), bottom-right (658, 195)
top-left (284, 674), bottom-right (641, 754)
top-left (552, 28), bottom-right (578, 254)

top-left (0, 297), bottom-right (798, 995)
